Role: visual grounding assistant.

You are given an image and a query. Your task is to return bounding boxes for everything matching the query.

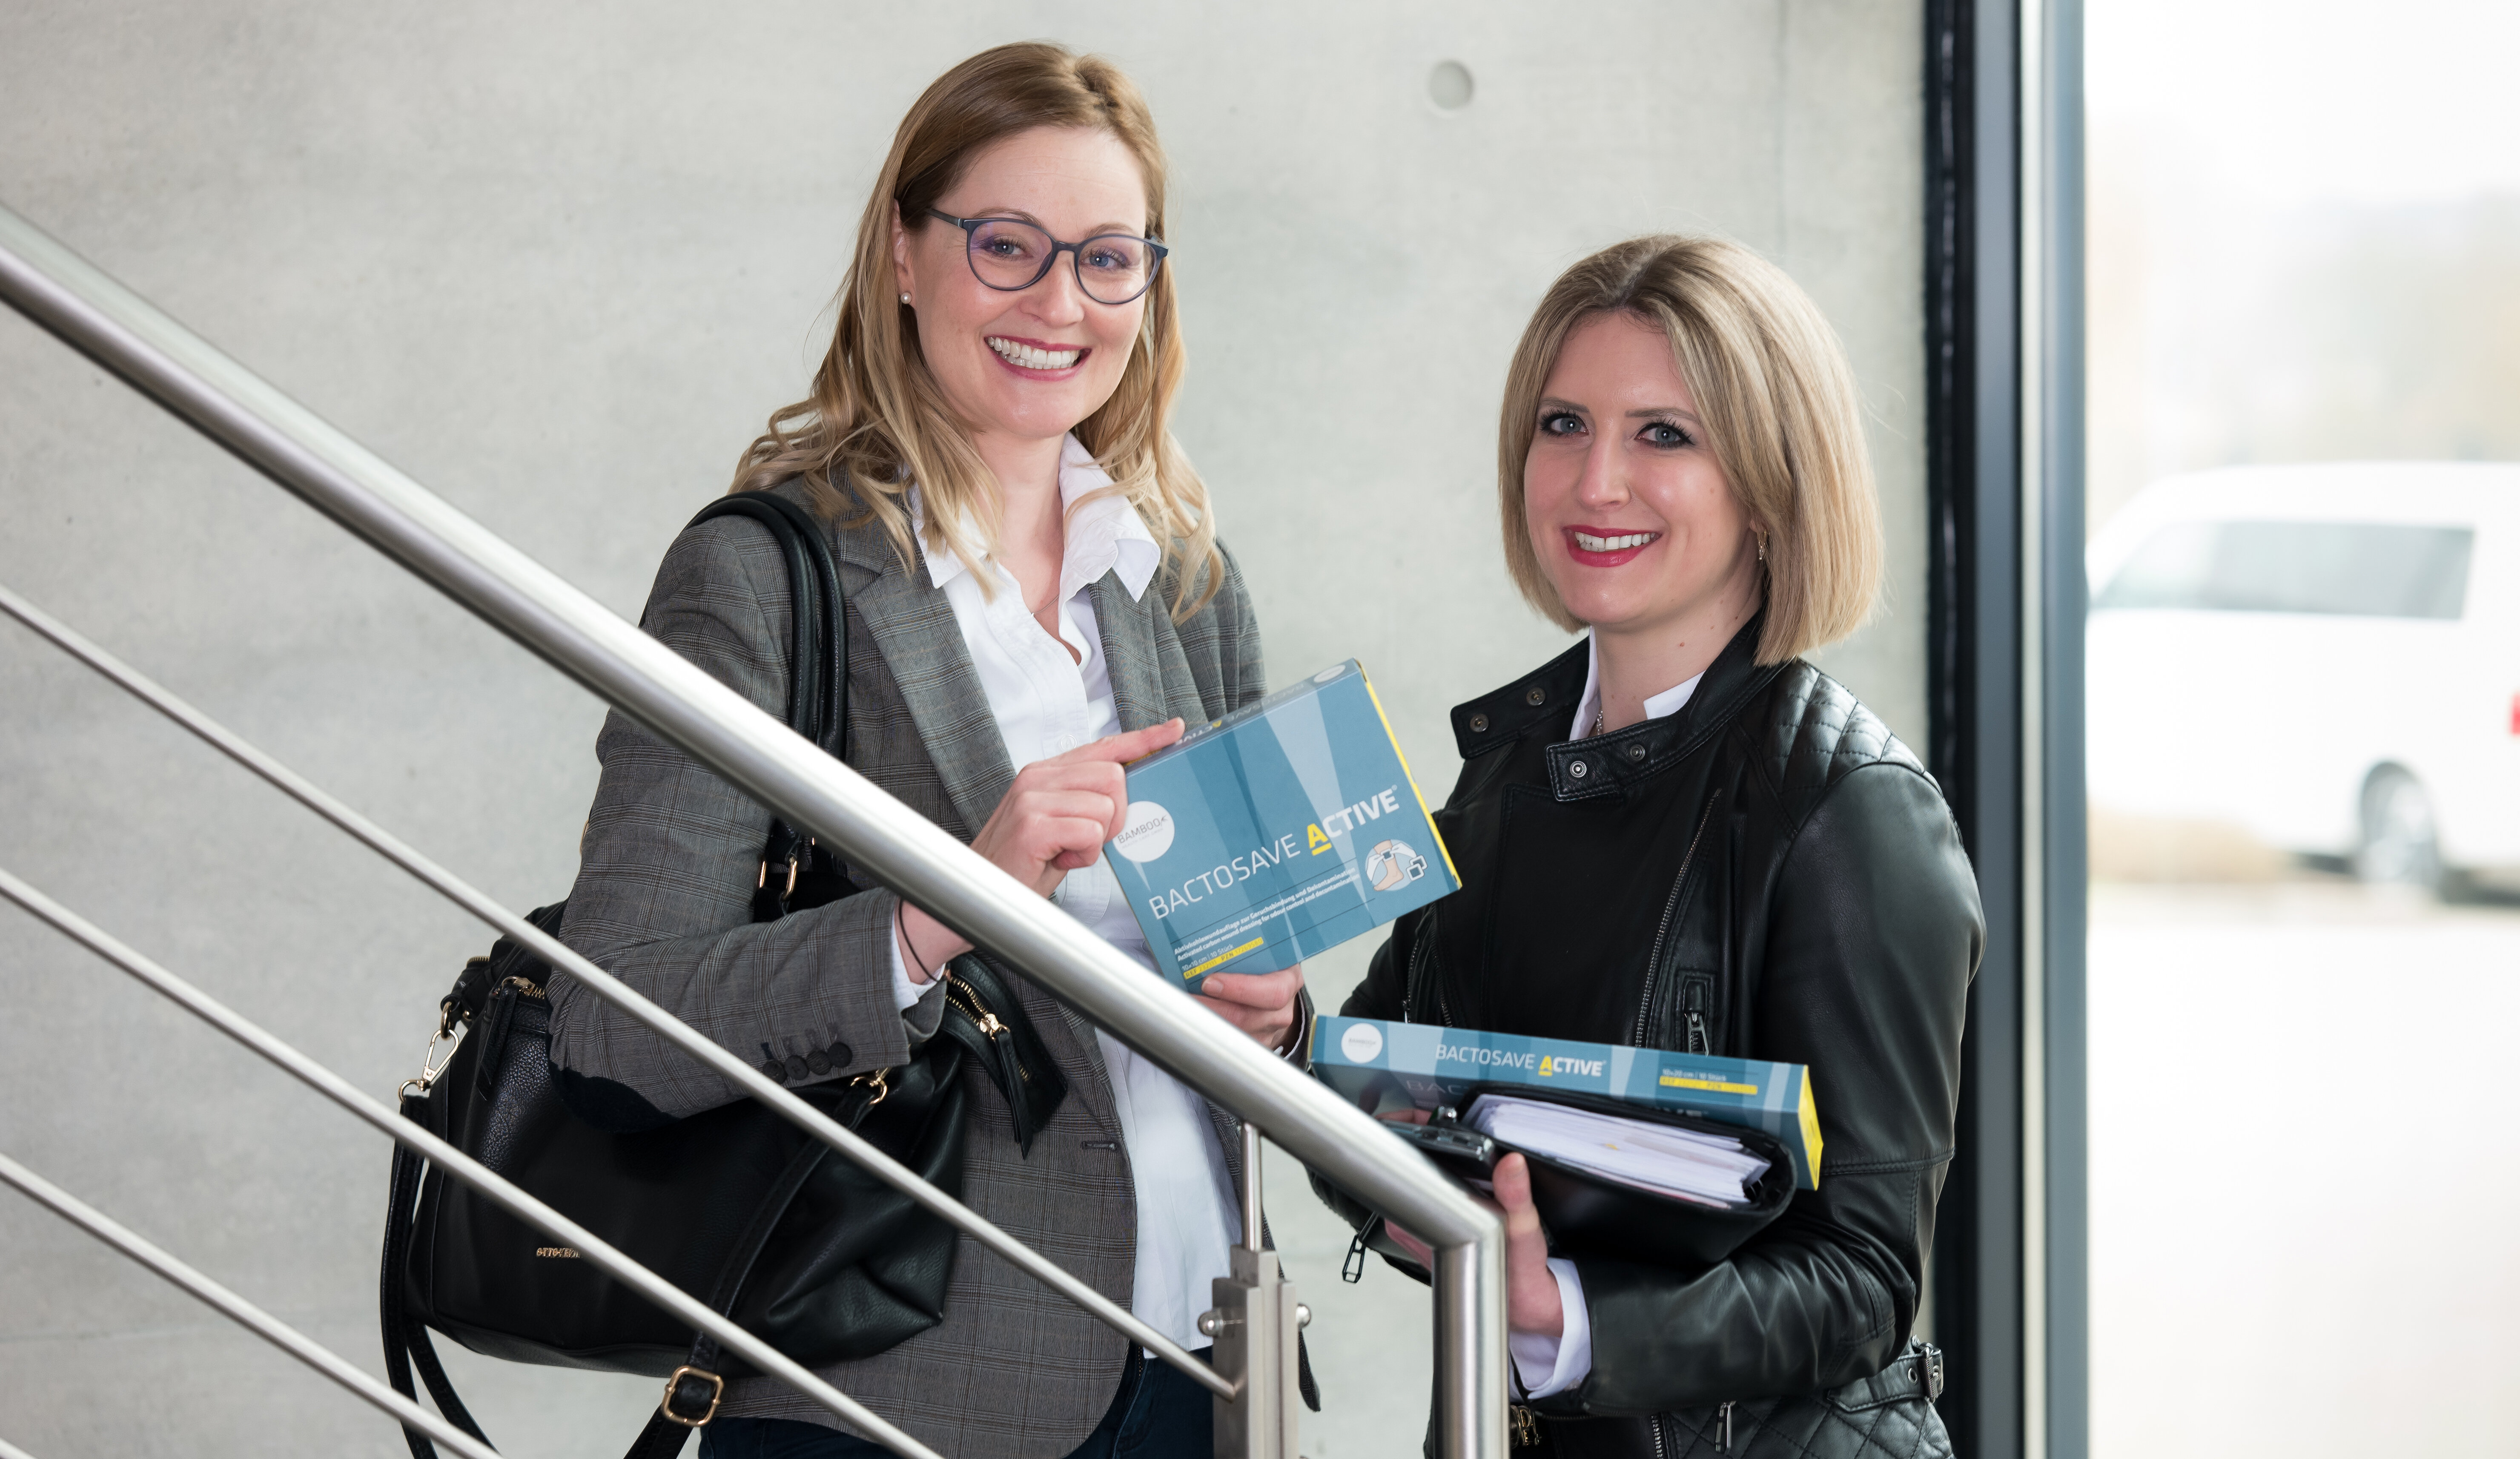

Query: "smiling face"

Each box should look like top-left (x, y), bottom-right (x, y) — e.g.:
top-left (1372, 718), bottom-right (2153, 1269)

top-left (1523, 311), bottom-right (1766, 643)
top-left (892, 125), bottom-right (1150, 457)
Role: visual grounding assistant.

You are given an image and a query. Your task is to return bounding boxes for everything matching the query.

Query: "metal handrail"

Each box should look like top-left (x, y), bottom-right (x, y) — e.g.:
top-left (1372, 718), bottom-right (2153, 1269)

top-left (0, 200), bottom-right (1506, 1454)
top-left (0, 578), bottom-right (1224, 1397)
top-left (0, 1149), bottom-right (507, 1459)
top-left (0, 865), bottom-right (947, 1459)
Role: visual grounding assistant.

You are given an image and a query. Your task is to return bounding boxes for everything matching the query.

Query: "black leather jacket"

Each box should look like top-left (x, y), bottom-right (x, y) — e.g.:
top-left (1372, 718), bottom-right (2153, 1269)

top-left (1320, 619), bottom-right (1982, 1445)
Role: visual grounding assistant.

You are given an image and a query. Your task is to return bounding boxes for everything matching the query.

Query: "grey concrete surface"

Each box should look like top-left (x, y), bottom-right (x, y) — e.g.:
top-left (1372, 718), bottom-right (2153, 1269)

top-left (0, 5), bottom-right (1924, 1453)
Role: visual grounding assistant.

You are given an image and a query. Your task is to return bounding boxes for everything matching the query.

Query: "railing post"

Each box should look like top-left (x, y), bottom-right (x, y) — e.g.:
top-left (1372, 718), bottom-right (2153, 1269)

top-left (1206, 1123), bottom-right (1304, 1459)
top-left (1435, 1232), bottom-right (1508, 1459)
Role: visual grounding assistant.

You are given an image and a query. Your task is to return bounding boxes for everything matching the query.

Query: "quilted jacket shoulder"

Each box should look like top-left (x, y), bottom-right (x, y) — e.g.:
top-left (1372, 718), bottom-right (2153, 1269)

top-left (1747, 662), bottom-right (1930, 824)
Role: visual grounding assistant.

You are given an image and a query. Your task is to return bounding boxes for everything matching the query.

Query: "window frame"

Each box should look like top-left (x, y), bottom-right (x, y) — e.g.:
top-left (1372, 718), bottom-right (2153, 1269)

top-left (1922, 2), bottom-right (2086, 1456)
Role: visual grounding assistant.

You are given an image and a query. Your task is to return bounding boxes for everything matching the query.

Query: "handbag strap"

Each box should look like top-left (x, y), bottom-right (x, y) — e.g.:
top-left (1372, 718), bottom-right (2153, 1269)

top-left (622, 1134), bottom-right (838, 1455)
top-left (685, 492), bottom-right (850, 922)
top-left (384, 494), bottom-right (849, 1459)
top-left (685, 493), bottom-right (845, 755)
top-left (381, 1095), bottom-right (494, 1459)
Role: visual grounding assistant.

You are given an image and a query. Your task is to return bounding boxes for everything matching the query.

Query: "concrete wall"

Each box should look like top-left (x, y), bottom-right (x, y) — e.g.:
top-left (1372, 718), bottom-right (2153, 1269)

top-left (0, 5), bottom-right (1922, 1453)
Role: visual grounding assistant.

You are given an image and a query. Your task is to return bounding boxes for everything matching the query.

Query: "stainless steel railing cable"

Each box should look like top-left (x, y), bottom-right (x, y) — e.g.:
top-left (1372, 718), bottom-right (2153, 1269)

top-left (0, 578), bottom-right (1231, 1399)
top-left (0, 1149), bottom-right (508, 1459)
top-left (0, 863), bottom-right (948, 1459)
top-left (0, 196), bottom-right (1506, 1456)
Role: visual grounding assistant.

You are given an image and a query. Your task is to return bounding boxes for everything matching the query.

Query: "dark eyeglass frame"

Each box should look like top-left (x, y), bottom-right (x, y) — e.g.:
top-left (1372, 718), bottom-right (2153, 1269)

top-left (924, 209), bottom-right (1170, 305)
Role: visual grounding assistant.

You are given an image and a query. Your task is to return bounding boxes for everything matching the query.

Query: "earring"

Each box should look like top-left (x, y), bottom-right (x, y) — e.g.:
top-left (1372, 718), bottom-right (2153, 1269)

top-left (898, 292), bottom-right (912, 305)
top-left (1758, 535), bottom-right (1768, 564)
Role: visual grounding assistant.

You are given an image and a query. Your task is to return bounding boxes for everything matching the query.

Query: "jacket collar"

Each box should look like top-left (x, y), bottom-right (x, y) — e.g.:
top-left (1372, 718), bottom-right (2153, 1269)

top-left (1451, 614), bottom-right (1784, 801)
top-left (1089, 575), bottom-right (1173, 733)
top-left (816, 476), bottom-right (1175, 811)
top-left (1449, 638), bottom-right (1588, 757)
top-left (815, 497), bottom-right (1010, 837)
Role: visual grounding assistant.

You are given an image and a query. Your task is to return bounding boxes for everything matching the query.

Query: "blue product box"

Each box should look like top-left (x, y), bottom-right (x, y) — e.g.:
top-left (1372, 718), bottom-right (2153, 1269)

top-left (1105, 661), bottom-right (1459, 991)
top-left (1311, 1015), bottom-right (1824, 1189)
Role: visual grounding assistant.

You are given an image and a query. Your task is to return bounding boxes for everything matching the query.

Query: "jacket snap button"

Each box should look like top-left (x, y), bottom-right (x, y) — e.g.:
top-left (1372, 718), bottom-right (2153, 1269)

top-left (1469, 713), bottom-right (1489, 732)
top-left (762, 1060), bottom-right (789, 1084)
top-left (785, 1054), bottom-right (811, 1081)
top-left (1627, 743), bottom-right (1646, 761)
top-left (1569, 760), bottom-right (1588, 779)
top-left (1524, 687), bottom-right (1546, 707)
top-left (806, 1048), bottom-right (832, 1075)
top-left (827, 1040), bottom-right (854, 1067)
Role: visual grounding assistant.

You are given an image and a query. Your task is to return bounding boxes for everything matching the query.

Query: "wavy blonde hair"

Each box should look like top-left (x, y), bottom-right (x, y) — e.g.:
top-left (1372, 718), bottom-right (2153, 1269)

top-left (731, 43), bottom-right (1221, 616)
top-left (1498, 235), bottom-right (1883, 664)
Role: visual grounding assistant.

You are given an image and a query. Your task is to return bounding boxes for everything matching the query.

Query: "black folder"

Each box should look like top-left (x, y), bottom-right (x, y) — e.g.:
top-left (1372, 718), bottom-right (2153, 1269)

top-left (1396, 1086), bottom-right (1797, 1272)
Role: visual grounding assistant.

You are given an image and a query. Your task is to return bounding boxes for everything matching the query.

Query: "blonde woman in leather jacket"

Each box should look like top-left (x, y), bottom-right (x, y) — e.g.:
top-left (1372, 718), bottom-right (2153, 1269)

top-left (1319, 236), bottom-right (1984, 1458)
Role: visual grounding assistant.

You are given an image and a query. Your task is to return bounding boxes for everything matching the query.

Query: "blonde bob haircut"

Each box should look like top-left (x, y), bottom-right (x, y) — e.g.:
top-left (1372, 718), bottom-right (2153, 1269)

top-left (732, 43), bottom-right (1221, 617)
top-left (1498, 235), bottom-right (1883, 665)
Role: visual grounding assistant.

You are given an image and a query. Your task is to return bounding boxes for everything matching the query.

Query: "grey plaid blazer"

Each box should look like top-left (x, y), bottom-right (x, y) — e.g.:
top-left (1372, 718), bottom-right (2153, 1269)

top-left (548, 477), bottom-right (1277, 1455)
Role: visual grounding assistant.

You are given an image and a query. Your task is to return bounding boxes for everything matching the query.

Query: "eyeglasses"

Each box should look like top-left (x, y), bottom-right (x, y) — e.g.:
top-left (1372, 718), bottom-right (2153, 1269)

top-left (925, 209), bottom-right (1169, 306)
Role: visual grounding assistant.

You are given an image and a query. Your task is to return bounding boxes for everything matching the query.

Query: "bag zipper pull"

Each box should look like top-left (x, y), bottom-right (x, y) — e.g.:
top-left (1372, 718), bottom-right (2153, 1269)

top-left (1715, 1399), bottom-right (1734, 1452)
top-left (940, 968), bottom-right (1009, 1040)
top-left (1342, 1216), bottom-right (1381, 1283)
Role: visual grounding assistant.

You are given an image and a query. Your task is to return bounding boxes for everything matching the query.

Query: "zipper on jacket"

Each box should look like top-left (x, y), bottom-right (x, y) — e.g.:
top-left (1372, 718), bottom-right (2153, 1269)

top-left (1401, 931), bottom-right (1452, 1027)
top-left (1631, 789), bottom-right (1723, 1048)
top-left (1681, 976), bottom-right (1712, 1055)
top-left (1649, 1413), bottom-right (1669, 1459)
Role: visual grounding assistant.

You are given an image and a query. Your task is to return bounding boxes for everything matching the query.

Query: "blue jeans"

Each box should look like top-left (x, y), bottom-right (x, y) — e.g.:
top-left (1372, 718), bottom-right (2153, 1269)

top-left (697, 1346), bottom-right (1214, 1459)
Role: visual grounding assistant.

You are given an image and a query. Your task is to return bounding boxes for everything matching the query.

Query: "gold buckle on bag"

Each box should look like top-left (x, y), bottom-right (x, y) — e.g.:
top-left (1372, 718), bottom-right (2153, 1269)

top-left (660, 1365), bottom-right (725, 1427)
top-left (757, 856), bottom-right (801, 899)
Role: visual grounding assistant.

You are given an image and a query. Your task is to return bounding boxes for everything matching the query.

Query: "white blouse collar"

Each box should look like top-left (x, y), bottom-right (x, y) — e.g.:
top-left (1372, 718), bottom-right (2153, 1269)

top-left (1569, 629), bottom-right (1704, 740)
top-left (911, 434), bottom-right (1161, 604)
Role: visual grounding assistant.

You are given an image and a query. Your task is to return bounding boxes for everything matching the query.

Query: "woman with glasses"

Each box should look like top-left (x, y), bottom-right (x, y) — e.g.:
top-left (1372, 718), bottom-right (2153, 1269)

top-left (1319, 236), bottom-right (1982, 1457)
top-left (545, 43), bottom-right (1306, 1459)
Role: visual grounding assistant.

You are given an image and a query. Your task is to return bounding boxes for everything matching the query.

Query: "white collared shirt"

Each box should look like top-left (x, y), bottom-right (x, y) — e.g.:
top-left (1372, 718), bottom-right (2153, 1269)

top-left (1570, 629), bottom-right (1705, 741)
top-left (886, 434), bottom-right (1240, 1356)
top-left (1508, 631), bottom-right (1708, 1400)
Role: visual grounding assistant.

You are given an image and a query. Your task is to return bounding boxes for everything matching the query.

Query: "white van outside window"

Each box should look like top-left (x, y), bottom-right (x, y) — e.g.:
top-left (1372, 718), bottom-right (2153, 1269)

top-left (2086, 462), bottom-right (2520, 892)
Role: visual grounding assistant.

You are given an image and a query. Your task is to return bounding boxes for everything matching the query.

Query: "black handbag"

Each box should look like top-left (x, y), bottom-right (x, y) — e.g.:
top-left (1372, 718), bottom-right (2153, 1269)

top-left (380, 492), bottom-right (1066, 1458)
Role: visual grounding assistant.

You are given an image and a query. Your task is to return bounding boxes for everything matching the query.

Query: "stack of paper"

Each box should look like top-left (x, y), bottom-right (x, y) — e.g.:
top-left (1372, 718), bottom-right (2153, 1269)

top-left (1467, 1095), bottom-right (1772, 1209)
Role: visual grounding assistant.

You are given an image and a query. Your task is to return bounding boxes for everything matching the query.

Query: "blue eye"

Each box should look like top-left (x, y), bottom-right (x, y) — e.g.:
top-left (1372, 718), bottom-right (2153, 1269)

top-left (1540, 411), bottom-right (1585, 437)
top-left (1082, 238), bottom-right (1147, 274)
top-left (1640, 421), bottom-right (1694, 448)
